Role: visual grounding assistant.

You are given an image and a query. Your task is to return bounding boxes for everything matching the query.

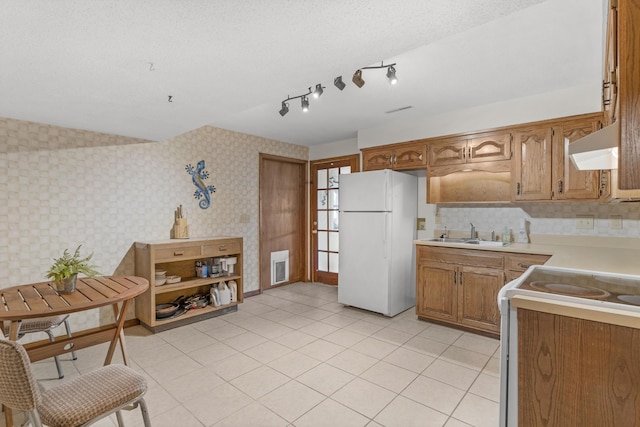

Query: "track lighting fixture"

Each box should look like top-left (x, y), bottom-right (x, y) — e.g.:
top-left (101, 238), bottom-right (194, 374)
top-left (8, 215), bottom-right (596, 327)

top-left (279, 101), bottom-right (289, 117)
top-left (278, 61), bottom-right (397, 116)
top-left (352, 62), bottom-right (398, 88)
top-left (352, 70), bottom-right (365, 88)
top-left (312, 83), bottom-right (324, 98)
top-left (386, 65), bottom-right (397, 85)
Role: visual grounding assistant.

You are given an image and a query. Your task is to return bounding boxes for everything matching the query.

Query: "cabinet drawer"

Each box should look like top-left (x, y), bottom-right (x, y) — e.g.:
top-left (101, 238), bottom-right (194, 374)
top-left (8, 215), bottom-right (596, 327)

top-left (506, 253), bottom-right (550, 272)
top-left (417, 246), bottom-right (504, 268)
top-left (155, 245), bottom-right (202, 261)
top-left (202, 240), bottom-right (241, 257)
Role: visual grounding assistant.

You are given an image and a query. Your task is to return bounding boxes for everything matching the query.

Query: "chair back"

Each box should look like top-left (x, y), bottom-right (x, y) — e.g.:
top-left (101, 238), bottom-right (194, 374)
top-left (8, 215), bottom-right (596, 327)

top-left (0, 339), bottom-right (41, 411)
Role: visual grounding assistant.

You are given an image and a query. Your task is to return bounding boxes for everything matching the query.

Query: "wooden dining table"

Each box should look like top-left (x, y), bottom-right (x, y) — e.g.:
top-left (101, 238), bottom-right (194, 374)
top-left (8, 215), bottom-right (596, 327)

top-left (0, 275), bottom-right (149, 427)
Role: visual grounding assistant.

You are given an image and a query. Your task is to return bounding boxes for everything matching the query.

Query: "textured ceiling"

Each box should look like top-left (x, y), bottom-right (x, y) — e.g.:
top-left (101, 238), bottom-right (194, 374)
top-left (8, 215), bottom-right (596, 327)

top-left (0, 0), bottom-right (604, 146)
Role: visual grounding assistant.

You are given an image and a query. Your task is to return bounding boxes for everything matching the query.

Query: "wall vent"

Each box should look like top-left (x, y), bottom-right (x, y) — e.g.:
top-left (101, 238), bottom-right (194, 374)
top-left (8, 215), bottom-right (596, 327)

top-left (271, 250), bottom-right (289, 285)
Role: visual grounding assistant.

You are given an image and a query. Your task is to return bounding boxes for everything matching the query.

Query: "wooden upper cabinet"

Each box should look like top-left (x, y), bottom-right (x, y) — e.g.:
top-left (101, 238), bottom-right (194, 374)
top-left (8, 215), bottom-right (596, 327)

top-left (513, 127), bottom-right (553, 200)
top-left (429, 133), bottom-right (511, 166)
top-left (393, 143), bottom-right (426, 169)
top-left (552, 119), bottom-right (602, 200)
top-left (617, 0), bottom-right (640, 189)
top-left (603, 0), bottom-right (618, 126)
top-left (362, 141), bottom-right (426, 171)
top-left (362, 149), bottom-right (393, 170)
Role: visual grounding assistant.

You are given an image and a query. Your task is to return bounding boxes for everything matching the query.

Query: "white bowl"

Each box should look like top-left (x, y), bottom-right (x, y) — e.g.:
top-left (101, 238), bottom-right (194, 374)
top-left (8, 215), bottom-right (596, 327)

top-left (166, 275), bottom-right (181, 284)
top-left (155, 277), bottom-right (167, 286)
top-left (155, 270), bottom-right (167, 276)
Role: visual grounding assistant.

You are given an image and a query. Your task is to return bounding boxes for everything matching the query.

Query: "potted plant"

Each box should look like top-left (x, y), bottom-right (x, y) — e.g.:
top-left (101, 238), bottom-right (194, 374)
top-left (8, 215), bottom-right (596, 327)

top-left (46, 245), bottom-right (101, 293)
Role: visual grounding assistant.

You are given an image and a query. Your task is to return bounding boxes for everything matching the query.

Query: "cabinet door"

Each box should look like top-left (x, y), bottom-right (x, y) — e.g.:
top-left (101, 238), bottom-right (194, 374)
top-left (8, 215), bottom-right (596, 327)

top-left (393, 143), bottom-right (426, 170)
top-left (457, 265), bottom-right (503, 333)
top-left (428, 139), bottom-right (467, 166)
top-left (513, 127), bottom-right (553, 200)
top-left (362, 148), bottom-right (393, 171)
top-left (416, 260), bottom-right (457, 322)
top-left (468, 133), bottom-right (512, 163)
top-left (603, 0), bottom-right (618, 125)
top-left (553, 120), bottom-right (601, 200)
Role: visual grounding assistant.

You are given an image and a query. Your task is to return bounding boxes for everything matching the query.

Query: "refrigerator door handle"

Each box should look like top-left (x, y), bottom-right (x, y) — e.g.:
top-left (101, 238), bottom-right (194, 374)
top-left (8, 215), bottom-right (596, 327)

top-left (383, 213), bottom-right (388, 259)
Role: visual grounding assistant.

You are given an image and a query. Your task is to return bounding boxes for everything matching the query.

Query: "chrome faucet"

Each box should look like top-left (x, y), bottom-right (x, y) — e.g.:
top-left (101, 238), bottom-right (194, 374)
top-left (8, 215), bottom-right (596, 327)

top-left (440, 225), bottom-right (448, 239)
top-left (470, 223), bottom-right (476, 239)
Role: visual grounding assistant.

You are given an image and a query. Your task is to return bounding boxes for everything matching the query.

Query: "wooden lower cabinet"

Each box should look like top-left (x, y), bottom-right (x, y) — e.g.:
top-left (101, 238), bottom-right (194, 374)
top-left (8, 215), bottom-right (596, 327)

top-left (505, 253), bottom-right (551, 282)
top-left (416, 246), bottom-right (504, 336)
top-left (135, 236), bottom-right (243, 332)
top-left (416, 245), bottom-right (551, 336)
top-left (518, 308), bottom-right (640, 426)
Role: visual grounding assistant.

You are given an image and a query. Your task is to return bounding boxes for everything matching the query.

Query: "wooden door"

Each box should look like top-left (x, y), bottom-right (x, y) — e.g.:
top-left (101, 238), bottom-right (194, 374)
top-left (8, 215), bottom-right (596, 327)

top-left (553, 120), bottom-right (601, 200)
top-left (309, 155), bottom-right (359, 285)
top-left (416, 260), bottom-right (457, 322)
top-left (259, 154), bottom-right (306, 291)
top-left (513, 127), bottom-right (553, 200)
top-left (457, 265), bottom-right (503, 333)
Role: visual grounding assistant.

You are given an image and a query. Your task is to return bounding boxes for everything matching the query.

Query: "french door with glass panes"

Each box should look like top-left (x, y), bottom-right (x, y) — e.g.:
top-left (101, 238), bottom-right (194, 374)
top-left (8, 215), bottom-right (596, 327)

top-left (310, 155), bottom-right (359, 285)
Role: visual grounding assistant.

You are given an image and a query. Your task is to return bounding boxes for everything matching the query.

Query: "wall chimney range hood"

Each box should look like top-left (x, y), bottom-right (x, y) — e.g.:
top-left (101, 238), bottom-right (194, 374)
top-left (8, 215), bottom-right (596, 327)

top-left (568, 120), bottom-right (619, 170)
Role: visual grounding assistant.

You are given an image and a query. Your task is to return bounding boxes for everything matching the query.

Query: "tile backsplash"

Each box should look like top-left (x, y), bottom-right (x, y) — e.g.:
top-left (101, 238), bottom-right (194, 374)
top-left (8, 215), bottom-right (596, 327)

top-left (0, 117), bottom-right (308, 336)
top-left (414, 175), bottom-right (640, 240)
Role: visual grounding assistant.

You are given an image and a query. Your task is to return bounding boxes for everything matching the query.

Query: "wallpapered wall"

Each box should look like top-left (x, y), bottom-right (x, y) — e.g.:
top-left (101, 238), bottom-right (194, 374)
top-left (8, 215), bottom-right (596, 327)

top-left (0, 117), bottom-right (308, 335)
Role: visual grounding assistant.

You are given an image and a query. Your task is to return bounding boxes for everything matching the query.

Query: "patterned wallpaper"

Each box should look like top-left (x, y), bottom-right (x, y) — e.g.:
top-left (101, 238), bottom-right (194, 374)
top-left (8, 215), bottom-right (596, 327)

top-left (0, 117), bottom-right (308, 337)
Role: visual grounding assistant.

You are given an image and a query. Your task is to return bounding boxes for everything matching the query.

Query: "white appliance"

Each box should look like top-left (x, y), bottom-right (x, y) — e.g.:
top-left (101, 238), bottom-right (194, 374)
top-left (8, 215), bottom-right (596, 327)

top-left (498, 265), bottom-right (640, 426)
top-left (338, 169), bottom-right (417, 316)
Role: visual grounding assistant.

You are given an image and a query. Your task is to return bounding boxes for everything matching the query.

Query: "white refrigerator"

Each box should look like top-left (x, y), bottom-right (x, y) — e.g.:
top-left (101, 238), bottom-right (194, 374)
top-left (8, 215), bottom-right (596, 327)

top-left (338, 169), bottom-right (418, 316)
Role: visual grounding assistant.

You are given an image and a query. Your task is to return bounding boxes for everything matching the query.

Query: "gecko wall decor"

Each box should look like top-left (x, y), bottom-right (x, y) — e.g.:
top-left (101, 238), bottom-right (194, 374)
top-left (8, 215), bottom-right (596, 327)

top-left (186, 160), bottom-right (216, 209)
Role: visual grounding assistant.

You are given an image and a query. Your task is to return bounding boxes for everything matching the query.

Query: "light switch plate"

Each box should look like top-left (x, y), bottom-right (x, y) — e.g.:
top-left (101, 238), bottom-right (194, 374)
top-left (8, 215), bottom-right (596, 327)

top-left (575, 215), bottom-right (594, 229)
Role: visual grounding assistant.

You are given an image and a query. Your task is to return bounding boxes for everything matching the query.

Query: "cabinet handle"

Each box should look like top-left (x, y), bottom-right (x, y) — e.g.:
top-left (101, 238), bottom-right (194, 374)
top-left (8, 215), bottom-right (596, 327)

top-left (173, 251), bottom-right (184, 256)
top-left (558, 180), bottom-right (563, 194)
top-left (468, 147), bottom-right (472, 160)
top-left (453, 271), bottom-right (457, 285)
top-left (518, 263), bottom-right (533, 269)
top-left (516, 182), bottom-right (521, 195)
top-left (391, 154), bottom-right (397, 165)
top-left (459, 271), bottom-right (463, 285)
top-left (219, 245), bottom-right (227, 251)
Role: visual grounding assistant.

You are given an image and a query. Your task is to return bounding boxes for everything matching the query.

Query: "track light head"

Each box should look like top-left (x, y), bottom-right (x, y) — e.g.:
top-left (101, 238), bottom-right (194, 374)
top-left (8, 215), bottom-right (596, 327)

top-left (352, 70), bottom-right (365, 88)
top-left (334, 76), bottom-right (346, 91)
top-left (313, 84), bottom-right (324, 98)
top-left (386, 65), bottom-right (398, 85)
top-left (279, 101), bottom-right (289, 117)
top-left (301, 96), bottom-right (309, 112)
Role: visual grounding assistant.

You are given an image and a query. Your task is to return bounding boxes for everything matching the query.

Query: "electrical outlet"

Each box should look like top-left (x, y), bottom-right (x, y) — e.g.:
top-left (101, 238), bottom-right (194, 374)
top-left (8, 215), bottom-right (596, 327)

top-left (575, 215), bottom-right (594, 230)
top-left (609, 215), bottom-right (623, 229)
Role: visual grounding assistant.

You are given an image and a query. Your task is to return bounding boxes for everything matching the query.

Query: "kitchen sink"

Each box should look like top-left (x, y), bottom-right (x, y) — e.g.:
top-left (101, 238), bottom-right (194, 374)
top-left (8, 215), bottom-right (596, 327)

top-left (427, 238), bottom-right (509, 247)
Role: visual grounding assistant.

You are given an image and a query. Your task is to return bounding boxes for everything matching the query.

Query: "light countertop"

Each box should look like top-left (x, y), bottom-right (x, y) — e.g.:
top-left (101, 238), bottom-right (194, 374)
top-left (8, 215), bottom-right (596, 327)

top-left (415, 234), bottom-right (640, 276)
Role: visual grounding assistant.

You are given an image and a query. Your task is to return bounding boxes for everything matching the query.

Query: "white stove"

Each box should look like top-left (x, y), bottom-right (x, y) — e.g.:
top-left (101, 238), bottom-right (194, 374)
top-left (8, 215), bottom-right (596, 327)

top-left (497, 265), bottom-right (640, 426)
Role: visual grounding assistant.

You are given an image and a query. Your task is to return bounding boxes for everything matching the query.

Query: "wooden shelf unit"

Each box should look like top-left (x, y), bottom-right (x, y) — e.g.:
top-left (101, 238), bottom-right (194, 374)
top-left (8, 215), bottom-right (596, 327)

top-left (134, 236), bottom-right (243, 332)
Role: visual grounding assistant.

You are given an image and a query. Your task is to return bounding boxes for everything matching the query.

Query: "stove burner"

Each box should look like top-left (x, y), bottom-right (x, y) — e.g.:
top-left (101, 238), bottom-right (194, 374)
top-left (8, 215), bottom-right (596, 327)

top-left (617, 295), bottom-right (640, 305)
top-left (529, 281), bottom-right (610, 299)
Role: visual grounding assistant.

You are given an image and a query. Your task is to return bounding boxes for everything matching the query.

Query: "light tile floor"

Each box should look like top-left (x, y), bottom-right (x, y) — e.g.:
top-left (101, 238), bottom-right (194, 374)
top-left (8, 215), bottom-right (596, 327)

top-left (3, 282), bottom-right (501, 427)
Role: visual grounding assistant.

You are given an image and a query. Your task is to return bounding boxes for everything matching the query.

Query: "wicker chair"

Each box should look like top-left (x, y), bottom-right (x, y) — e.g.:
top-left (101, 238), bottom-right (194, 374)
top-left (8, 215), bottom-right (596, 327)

top-left (0, 338), bottom-right (151, 427)
top-left (2, 315), bottom-right (78, 379)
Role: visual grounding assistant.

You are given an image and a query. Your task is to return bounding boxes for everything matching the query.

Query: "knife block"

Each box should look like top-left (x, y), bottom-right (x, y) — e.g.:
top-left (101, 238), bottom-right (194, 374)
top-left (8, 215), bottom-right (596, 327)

top-left (172, 218), bottom-right (189, 239)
